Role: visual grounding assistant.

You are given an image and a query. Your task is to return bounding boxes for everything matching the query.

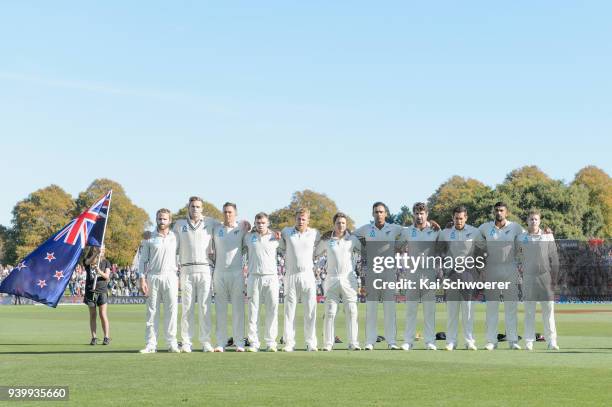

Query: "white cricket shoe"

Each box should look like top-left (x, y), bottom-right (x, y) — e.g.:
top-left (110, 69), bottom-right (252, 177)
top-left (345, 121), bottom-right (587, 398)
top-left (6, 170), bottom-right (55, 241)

top-left (213, 346), bottom-right (224, 353)
top-left (348, 344), bottom-right (361, 351)
top-left (247, 346), bottom-right (259, 352)
top-left (168, 345), bottom-right (181, 353)
top-left (484, 342), bottom-right (497, 351)
top-left (283, 346), bottom-right (294, 352)
top-left (364, 344), bottom-right (374, 351)
top-left (306, 345), bottom-right (318, 352)
top-left (445, 343), bottom-right (455, 351)
top-left (181, 344), bottom-right (192, 353)
top-left (236, 346), bottom-right (246, 352)
top-left (510, 342), bottom-right (522, 350)
top-left (139, 346), bottom-right (156, 354)
top-left (400, 343), bottom-right (412, 351)
top-left (388, 344), bottom-right (400, 350)
top-left (547, 342), bottom-right (559, 351)
top-left (265, 344), bottom-right (277, 352)
top-left (465, 342), bottom-right (478, 351)
top-left (426, 343), bottom-right (437, 351)
top-left (322, 346), bottom-right (332, 352)
top-left (202, 343), bottom-right (214, 352)
top-left (525, 342), bottom-right (534, 351)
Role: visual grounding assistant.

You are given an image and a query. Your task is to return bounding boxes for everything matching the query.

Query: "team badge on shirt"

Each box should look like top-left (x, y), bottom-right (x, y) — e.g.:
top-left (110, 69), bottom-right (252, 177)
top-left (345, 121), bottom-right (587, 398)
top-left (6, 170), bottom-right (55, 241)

top-left (251, 234), bottom-right (258, 243)
top-left (369, 230), bottom-right (376, 238)
top-left (411, 228), bottom-right (417, 238)
top-left (218, 229), bottom-right (224, 237)
top-left (182, 225), bottom-right (188, 232)
top-left (450, 230), bottom-right (456, 240)
top-left (489, 228), bottom-right (496, 237)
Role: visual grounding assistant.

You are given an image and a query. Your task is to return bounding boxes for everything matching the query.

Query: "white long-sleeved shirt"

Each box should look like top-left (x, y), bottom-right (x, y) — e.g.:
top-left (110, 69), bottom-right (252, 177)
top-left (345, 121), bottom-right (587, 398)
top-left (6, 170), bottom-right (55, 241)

top-left (478, 220), bottom-right (525, 265)
top-left (138, 230), bottom-right (179, 276)
top-left (315, 232), bottom-right (361, 279)
top-left (438, 224), bottom-right (484, 258)
top-left (212, 222), bottom-right (246, 272)
top-left (243, 231), bottom-right (280, 276)
top-left (279, 227), bottom-right (320, 275)
top-left (516, 230), bottom-right (559, 276)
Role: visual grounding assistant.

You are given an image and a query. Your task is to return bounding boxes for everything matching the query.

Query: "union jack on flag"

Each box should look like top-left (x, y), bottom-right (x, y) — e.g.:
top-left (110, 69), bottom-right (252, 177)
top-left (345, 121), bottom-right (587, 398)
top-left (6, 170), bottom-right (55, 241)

top-left (54, 191), bottom-right (112, 248)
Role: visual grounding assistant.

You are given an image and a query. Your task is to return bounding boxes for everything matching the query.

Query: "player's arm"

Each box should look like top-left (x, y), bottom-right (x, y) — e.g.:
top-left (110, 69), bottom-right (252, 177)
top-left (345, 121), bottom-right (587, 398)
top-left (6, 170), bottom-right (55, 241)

top-left (138, 240), bottom-right (150, 296)
top-left (548, 236), bottom-right (560, 288)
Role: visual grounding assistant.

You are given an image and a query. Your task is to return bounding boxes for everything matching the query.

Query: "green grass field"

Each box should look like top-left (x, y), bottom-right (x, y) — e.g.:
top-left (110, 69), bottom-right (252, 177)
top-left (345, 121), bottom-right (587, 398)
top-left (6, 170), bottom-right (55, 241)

top-left (1, 302), bottom-right (611, 406)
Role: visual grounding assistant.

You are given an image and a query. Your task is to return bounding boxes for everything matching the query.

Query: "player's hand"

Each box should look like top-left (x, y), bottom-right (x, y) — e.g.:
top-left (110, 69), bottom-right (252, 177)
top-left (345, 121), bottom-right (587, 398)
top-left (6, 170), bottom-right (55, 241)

top-left (430, 220), bottom-right (441, 231)
top-left (544, 226), bottom-right (553, 234)
top-left (241, 220), bottom-right (251, 232)
top-left (274, 230), bottom-right (282, 240)
top-left (141, 279), bottom-right (149, 296)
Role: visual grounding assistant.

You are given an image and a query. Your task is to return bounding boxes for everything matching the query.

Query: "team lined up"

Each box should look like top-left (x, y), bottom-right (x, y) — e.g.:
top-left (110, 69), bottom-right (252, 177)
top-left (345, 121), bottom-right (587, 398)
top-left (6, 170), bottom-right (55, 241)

top-left (137, 197), bottom-right (559, 353)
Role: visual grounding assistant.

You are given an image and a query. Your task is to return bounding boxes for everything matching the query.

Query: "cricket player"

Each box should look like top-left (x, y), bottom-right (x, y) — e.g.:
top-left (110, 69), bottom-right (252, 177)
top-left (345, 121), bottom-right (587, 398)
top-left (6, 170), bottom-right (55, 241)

top-left (279, 208), bottom-right (320, 352)
top-left (173, 196), bottom-right (219, 353)
top-left (479, 202), bottom-right (525, 350)
top-left (437, 205), bottom-right (484, 351)
top-left (315, 212), bottom-right (362, 351)
top-left (400, 202), bottom-right (440, 351)
top-left (211, 202), bottom-right (248, 352)
top-left (354, 202), bottom-right (403, 350)
top-left (244, 212), bottom-right (280, 352)
top-left (139, 209), bottom-right (180, 353)
top-left (517, 209), bottom-right (560, 351)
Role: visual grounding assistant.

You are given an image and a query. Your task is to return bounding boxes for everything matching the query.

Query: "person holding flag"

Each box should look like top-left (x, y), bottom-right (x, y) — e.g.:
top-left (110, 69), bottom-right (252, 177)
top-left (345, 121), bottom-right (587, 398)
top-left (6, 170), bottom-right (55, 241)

top-left (0, 191), bottom-right (113, 308)
top-left (83, 245), bottom-right (112, 345)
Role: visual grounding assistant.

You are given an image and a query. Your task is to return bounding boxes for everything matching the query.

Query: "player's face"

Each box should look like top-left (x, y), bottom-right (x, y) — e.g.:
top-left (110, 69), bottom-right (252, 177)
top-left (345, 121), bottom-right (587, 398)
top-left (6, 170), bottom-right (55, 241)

top-left (527, 214), bottom-right (541, 230)
top-left (414, 210), bottom-right (428, 226)
top-left (255, 217), bottom-right (269, 234)
top-left (224, 206), bottom-right (236, 224)
top-left (372, 205), bottom-right (387, 224)
top-left (295, 214), bottom-right (309, 230)
top-left (157, 213), bottom-right (171, 231)
top-left (189, 200), bottom-right (203, 220)
top-left (453, 212), bottom-right (467, 229)
top-left (494, 206), bottom-right (507, 222)
top-left (334, 217), bottom-right (347, 234)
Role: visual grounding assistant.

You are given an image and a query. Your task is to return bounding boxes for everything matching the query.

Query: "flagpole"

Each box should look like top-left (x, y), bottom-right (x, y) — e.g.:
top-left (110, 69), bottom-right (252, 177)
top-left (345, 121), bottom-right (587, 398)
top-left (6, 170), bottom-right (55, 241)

top-left (92, 190), bottom-right (113, 295)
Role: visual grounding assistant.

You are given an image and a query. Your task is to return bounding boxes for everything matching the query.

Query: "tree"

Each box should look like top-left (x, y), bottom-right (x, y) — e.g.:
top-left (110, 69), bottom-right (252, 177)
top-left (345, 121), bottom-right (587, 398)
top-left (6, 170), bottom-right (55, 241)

top-left (269, 189), bottom-right (354, 232)
top-left (6, 185), bottom-right (75, 263)
top-left (74, 179), bottom-right (150, 265)
top-left (390, 205), bottom-right (413, 226)
top-left (0, 224), bottom-right (8, 264)
top-left (427, 176), bottom-right (497, 227)
top-left (572, 166), bottom-right (612, 237)
top-left (172, 201), bottom-right (223, 223)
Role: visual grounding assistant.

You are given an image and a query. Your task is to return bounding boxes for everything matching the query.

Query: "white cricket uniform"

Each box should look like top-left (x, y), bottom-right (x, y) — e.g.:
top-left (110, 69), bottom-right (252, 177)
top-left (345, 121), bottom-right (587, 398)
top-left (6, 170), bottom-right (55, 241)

top-left (279, 227), bottom-right (320, 349)
top-left (173, 217), bottom-right (218, 348)
top-left (315, 233), bottom-right (362, 349)
top-left (517, 230), bottom-right (559, 346)
top-left (212, 222), bottom-right (247, 348)
top-left (139, 230), bottom-right (179, 349)
top-left (400, 224), bottom-right (440, 347)
top-left (354, 222), bottom-right (403, 347)
top-left (438, 225), bottom-right (484, 348)
top-left (479, 220), bottom-right (525, 345)
top-left (244, 231), bottom-right (280, 349)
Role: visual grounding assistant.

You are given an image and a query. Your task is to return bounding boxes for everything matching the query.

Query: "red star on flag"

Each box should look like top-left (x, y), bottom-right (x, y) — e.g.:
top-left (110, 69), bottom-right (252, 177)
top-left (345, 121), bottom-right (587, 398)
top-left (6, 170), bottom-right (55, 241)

top-left (37, 279), bottom-right (47, 288)
top-left (44, 252), bottom-right (56, 262)
top-left (54, 270), bottom-right (65, 281)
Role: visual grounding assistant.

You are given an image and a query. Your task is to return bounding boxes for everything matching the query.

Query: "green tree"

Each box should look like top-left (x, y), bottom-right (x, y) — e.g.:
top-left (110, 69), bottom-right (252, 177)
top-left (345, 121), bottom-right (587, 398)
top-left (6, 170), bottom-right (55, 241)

top-left (6, 185), bottom-right (75, 263)
top-left (427, 176), bottom-right (497, 228)
top-left (572, 166), bottom-right (612, 237)
top-left (74, 179), bottom-right (150, 265)
top-left (390, 205), bottom-right (413, 226)
top-left (269, 189), bottom-right (354, 232)
top-left (0, 224), bottom-right (9, 264)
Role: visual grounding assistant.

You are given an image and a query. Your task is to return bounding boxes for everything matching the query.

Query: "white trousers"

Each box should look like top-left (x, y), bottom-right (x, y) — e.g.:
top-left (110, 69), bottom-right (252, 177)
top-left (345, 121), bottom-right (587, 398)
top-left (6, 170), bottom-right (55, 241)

top-left (485, 265), bottom-right (519, 344)
top-left (283, 272), bottom-right (318, 348)
top-left (324, 276), bottom-right (359, 348)
top-left (180, 269), bottom-right (213, 347)
top-left (524, 301), bottom-right (557, 344)
top-left (247, 274), bottom-right (279, 349)
top-left (446, 300), bottom-right (475, 346)
top-left (366, 301), bottom-right (396, 346)
top-left (214, 270), bottom-right (245, 347)
top-left (145, 273), bottom-right (179, 348)
top-left (404, 269), bottom-right (437, 345)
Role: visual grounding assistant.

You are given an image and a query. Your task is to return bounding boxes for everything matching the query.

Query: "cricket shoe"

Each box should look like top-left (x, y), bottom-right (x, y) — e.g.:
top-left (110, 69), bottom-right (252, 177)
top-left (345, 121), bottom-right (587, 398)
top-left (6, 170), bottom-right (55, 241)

top-left (214, 346), bottom-right (225, 353)
top-left (547, 342), bottom-right (559, 351)
top-left (181, 344), bottom-right (192, 353)
top-left (445, 343), bottom-right (456, 351)
top-left (236, 347), bottom-right (246, 352)
top-left (509, 342), bottom-right (522, 350)
top-left (348, 344), bottom-right (361, 351)
top-left (484, 342), bottom-right (497, 351)
top-left (306, 345), bottom-right (318, 352)
top-left (388, 344), bottom-right (400, 350)
top-left (168, 345), bottom-right (181, 353)
top-left (247, 346), bottom-right (259, 352)
top-left (202, 343), bottom-right (214, 352)
top-left (400, 343), bottom-right (413, 351)
top-left (525, 342), bottom-right (534, 351)
top-left (465, 342), bottom-right (478, 351)
top-left (364, 344), bottom-right (374, 351)
top-left (283, 346), bottom-right (294, 352)
top-left (425, 343), bottom-right (437, 351)
top-left (139, 346), bottom-right (156, 354)
top-left (265, 345), bottom-right (278, 352)
top-left (322, 346), bottom-right (333, 352)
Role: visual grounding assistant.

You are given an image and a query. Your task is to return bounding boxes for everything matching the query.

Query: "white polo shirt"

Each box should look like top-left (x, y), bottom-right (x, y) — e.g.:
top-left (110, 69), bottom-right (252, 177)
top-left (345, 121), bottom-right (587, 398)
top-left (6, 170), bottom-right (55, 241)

top-left (138, 230), bottom-right (179, 276)
top-left (244, 231), bottom-right (280, 276)
top-left (279, 227), bottom-right (320, 275)
top-left (316, 232), bottom-right (361, 278)
top-left (478, 220), bottom-right (524, 265)
top-left (438, 224), bottom-right (484, 258)
top-left (212, 222), bottom-right (247, 272)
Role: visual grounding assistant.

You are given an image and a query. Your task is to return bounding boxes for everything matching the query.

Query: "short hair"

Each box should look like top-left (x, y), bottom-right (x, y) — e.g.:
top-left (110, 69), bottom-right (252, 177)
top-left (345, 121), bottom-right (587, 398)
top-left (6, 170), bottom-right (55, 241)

top-left (223, 202), bottom-right (237, 211)
top-left (333, 212), bottom-right (348, 224)
top-left (494, 201), bottom-right (508, 209)
top-left (412, 202), bottom-right (428, 213)
top-left (295, 207), bottom-right (310, 218)
top-left (255, 212), bottom-right (268, 221)
top-left (156, 208), bottom-right (172, 220)
top-left (453, 205), bottom-right (468, 216)
top-left (188, 196), bottom-right (204, 206)
top-left (372, 201), bottom-right (388, 213)
top-left (527, 208), bottom-right (541, 218)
